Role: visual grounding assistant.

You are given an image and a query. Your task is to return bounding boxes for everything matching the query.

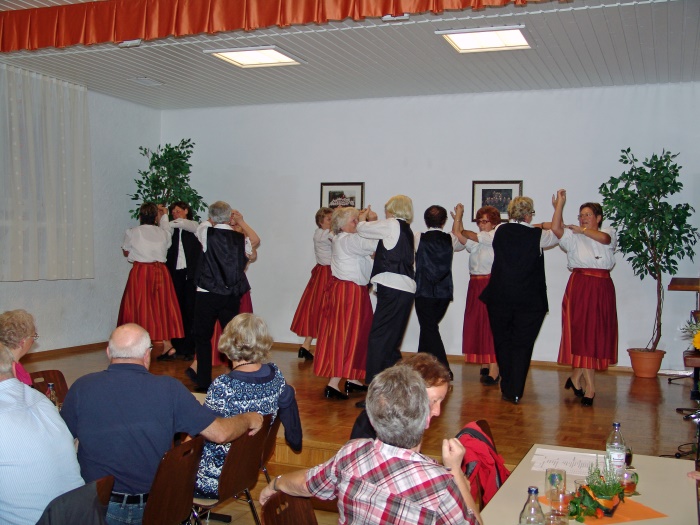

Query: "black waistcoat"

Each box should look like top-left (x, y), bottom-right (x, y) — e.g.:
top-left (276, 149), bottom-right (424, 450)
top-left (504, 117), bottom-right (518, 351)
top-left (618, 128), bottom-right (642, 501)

top-left (371, 219), bottom-right (415, 280)
top-left (415, 230), bottom-right (454, 300)
top-left (166, 229), bottom-right (202, 280)
top-left (196, 228), bottom-right (250, 296)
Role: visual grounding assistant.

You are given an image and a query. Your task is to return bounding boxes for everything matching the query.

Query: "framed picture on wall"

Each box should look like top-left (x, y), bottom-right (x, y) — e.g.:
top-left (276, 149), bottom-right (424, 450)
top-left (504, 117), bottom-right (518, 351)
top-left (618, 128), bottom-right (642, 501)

top-left (320, 182), bottom-right (365, 209)
top-left (471, 180), bottom-right (523, 221)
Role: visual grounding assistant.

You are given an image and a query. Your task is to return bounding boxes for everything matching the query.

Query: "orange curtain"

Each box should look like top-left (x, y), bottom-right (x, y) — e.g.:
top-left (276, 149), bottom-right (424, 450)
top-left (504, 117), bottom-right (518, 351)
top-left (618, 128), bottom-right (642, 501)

top-left (0, 0), bottom-right (552, 53)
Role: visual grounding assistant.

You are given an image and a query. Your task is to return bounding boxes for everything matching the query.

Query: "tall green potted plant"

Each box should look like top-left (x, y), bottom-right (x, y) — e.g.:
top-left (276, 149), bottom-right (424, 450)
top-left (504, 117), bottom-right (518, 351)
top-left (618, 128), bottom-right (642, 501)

top-left (129, 138), bottom-right (206, 220)
top-left (599, 148), bottom-right (698, 377)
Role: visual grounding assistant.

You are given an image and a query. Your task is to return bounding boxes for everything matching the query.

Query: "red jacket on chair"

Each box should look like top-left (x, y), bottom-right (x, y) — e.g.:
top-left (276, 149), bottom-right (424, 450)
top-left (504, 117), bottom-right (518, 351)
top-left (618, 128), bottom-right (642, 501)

top-left (457, 421), bottom-right (510, 506)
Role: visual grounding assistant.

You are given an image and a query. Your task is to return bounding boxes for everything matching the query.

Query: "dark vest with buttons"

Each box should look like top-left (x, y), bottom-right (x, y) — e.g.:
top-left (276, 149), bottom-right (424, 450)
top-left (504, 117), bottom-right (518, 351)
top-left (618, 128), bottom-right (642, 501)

top-left (370, 219), bottom-right (415, 281)
top-left (195, 228), bottom-right (250, 296)
top-left (166, 229), bottom-right (202, 280)
top-left (415, 230), bottom-right (454, 300)
top-left (479, 222), bottom-right (548, 311)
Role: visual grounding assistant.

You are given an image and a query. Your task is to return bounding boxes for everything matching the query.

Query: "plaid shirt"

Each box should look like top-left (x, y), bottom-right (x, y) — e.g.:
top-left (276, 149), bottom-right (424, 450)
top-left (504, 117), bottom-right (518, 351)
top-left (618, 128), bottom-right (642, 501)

top-left (306, 439), bottom-right (475, 525)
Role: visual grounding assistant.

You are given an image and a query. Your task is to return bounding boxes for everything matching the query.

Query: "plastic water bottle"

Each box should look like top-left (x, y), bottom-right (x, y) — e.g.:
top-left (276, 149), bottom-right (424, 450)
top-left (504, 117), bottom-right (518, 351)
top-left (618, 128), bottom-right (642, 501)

top-left (605, 422), bottom-right (626, 479)
top-left (519, 486), bottom-right (545, 525)
top-left (47, 382), bottom-right (59, 407)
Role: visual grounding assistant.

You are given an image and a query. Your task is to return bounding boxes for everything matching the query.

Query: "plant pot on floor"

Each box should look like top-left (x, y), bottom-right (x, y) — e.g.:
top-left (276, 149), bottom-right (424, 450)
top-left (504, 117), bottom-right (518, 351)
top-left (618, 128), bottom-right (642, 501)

top-left (627, 348), bottom-right (666, 378)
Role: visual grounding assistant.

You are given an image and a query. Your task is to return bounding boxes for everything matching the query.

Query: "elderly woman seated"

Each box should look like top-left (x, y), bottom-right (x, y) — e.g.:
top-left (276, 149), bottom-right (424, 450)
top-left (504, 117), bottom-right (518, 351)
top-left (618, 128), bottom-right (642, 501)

top-left (0, 309), bottom-right (38, 386)
top-left (195, 313), bottom-right (301, 498)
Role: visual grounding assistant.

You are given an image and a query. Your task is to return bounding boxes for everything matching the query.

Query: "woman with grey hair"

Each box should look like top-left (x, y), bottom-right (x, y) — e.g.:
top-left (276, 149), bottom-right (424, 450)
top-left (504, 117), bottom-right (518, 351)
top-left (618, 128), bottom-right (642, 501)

top-left (314, 207), bottom-right (378, 400)
top-left (480, 194), bottom-right (562, 404)
top-left (195, 313), bottom-right (301, 498)
top-left (0, 309), bottom-right (37, 386)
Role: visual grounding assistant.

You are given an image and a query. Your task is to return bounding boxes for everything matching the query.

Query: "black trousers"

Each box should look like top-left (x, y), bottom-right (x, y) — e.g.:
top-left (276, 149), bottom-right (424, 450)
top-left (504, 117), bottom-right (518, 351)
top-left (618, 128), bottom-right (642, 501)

top-left (193, 291), bottom-right (241, 389)
top-left (486, 304), bottom-right (547, 399)
top-left (170, 269), bottom-right (197, 356)
top-left (415, 297), bottom-right (451, 372)
top-left (365, 285), bottom-right (415, 384)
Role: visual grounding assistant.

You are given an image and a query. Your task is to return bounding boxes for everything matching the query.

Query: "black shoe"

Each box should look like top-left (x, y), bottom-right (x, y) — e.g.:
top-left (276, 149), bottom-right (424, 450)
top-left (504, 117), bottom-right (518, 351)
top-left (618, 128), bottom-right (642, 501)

top-left (324, 386), bottom-right (349, 400)
top-left (482, 375), bottom-right (500, 386)
top-left (156, 351), bottom-right (175, 362)
top-left (345, 382), bottom-right (369, 395)
top-left (298, 347), bottom-right (314, 361)
top-left (355, 400), bottom-right (366, 408)
top-left (480, 367), bottom-right (489, 376)
top-left (501, 394), bottom-right (520, 405)
top-left (581, 394), bottom-right (595, 407)
top-left (565, 377), bottom-right (585, 398)
top-left (185, 368), bottom-right (197, 384)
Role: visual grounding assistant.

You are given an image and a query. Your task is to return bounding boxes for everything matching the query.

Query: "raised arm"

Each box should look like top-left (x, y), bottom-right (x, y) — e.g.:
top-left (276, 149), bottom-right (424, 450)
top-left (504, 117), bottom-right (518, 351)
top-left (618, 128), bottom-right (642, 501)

top-left (550, 189), bottom-right (566, 239)
top-left (231, 210), bottom-right (260, 248)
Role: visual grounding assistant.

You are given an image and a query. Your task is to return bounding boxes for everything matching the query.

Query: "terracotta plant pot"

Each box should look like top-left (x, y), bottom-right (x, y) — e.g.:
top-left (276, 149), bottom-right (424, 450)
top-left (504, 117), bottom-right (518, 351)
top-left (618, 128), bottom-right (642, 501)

top-left (627, 348), bottom-right (666, 378)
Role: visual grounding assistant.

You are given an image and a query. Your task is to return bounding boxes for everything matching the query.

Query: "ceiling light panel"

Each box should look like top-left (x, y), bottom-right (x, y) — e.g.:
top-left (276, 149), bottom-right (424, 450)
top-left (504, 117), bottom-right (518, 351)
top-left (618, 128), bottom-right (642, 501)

top-left (204, 46), bottom-right (302, 68)
top-left (436, 26), bottom-right (531, 53)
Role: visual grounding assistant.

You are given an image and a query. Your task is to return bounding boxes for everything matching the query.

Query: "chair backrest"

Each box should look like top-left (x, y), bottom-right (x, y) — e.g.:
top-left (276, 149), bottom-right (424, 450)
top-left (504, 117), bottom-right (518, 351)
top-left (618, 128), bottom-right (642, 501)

top-left (218, 414), bottom-right (273, 500)
top-left (95, 475), bottom-right (114, 507)
top-left (475, 419), bottom-right (497, 453)
top-left (261, 416), bottom-right (282, 471)
top-left (142, 435), bottom-right (205, 525)
top-left (262, 491), bottom-right (318, 525)
top-left (35, 476), bottom-right (113, 525)
top-left (30, 369), bottom-right (69, 404)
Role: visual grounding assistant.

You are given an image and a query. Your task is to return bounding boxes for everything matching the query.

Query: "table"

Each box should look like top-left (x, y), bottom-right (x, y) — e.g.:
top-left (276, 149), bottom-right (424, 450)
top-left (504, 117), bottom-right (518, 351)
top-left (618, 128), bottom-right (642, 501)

top-left (481, 444), bottom-right (697, 524)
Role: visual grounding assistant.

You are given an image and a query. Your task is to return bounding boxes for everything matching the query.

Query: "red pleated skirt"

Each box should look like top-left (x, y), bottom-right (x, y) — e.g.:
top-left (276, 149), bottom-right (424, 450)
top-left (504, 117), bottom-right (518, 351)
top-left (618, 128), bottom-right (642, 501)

top-left (462, 275), bottom-right (496, 364)
top-left (209, 290), bottom-right (254, 367)
top-left (314, 278), bottom-right (372, 380)
top-left (557, 268), bottom-right (618, 370)
top-left (290, 264), bottom-right (332, 339)
top-left (117, 262), bottom-right (184, 341)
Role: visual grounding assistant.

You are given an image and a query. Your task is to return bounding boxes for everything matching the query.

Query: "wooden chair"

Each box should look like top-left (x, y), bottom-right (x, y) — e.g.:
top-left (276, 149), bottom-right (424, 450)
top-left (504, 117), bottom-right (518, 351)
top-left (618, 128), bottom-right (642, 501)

top-left (141, 435), bottom-right (204, 525)
top-left (29, 369), bottom-right (69, 404)
top-left (35, 475), bottom-right (114, 525)
top-left (261, 416), bottom-right (282, 483)
top-left (261, 491), bottom-right (318, 525)
top-left (193, 415), bottom-right (273, 525)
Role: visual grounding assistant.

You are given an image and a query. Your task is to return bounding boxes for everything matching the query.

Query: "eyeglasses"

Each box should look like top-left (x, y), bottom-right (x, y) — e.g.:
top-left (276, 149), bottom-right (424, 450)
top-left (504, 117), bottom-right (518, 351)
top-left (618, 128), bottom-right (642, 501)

top-left (578, 213), bottom-right (596, 219)
top-left (31, 334), bottom-right (39, 341)
top-left (530, 210), bottom-right (536, 216)
top-left (476, 219), bottom-right (490, 225)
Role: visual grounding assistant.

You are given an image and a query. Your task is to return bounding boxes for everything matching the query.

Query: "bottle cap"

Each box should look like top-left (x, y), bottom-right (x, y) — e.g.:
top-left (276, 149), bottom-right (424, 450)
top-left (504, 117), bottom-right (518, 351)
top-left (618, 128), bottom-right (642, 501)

top-left (613, 422), bottom-right (620, 428)
top-left (527, 486), bottom-right (539, 494)
top-left (48, 382), bottom-right (55, 388)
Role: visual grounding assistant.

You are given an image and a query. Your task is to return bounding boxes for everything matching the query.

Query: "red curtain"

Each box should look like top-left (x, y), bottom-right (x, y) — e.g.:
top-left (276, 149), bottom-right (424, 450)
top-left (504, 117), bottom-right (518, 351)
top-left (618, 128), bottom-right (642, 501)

top-left (0, 0), bottom-right (554, 53)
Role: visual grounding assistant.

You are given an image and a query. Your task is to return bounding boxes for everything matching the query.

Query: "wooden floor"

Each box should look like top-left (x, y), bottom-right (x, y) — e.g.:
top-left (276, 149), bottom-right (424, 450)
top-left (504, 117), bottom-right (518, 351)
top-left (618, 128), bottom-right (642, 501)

top-left (25, 345), bottom-right (699, 523)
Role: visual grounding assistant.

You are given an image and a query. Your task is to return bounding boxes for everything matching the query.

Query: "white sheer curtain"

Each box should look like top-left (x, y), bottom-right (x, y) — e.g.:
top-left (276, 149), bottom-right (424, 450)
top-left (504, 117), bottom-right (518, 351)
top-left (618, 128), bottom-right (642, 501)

top-left (0, 64), bottom-right (94, 281)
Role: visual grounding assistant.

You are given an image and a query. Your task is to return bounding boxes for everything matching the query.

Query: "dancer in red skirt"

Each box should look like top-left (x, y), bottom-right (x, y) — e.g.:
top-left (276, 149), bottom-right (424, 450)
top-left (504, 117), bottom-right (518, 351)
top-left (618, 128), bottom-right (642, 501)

top-left (118, 203), bottom-right (183, 350)
top-left (552, 190), bottom-right (617, 407)
top-left (290, 207), bottom-right (333, 361)
top-left (452, 204), bottom-right (501, 385)
top-left (314, 207), bottom-right (378, 400)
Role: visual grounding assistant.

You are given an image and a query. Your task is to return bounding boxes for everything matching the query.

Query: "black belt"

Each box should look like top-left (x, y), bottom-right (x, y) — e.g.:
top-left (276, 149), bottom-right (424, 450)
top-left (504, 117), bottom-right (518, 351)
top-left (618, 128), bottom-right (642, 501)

top-left (110, 492), bottom-right (149, 504)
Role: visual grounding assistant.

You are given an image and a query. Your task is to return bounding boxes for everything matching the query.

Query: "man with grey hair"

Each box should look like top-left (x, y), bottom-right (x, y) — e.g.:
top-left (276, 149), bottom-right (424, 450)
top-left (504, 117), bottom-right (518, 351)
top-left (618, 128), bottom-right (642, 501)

top-left (191, 201), bottom-right (259, 391)
top-left (259, 365), bottom-right (481, 525)
top-left (61, 323), bottom-right (263, 525)
top-left (0, 343), bottom-right (84, 525)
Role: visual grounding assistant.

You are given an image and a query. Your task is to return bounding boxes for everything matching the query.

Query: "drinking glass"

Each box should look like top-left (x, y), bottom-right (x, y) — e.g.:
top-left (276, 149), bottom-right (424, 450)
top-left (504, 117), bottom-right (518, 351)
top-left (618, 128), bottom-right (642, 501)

top-left (545, 468), bottom-right (566, 506)
top-left (625, 446), bottom-right (633, 467)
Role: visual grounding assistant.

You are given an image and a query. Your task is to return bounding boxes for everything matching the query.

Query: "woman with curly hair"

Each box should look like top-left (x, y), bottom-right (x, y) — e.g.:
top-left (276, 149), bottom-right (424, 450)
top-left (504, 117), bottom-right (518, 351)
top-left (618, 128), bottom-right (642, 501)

top-left (0, 309), bottom-right (37, 385)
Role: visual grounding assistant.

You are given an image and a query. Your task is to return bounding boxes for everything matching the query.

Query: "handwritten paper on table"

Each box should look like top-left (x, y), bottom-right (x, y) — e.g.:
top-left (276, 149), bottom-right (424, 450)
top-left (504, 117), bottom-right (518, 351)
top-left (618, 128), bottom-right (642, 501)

top-left (531, 448), bottom-right (601, 477)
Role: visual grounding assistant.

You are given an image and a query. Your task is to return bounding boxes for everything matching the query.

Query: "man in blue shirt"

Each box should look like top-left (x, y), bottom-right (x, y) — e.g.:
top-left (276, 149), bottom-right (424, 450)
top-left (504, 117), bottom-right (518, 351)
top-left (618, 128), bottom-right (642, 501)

top-left (61, 323), bottom-right (263, 525)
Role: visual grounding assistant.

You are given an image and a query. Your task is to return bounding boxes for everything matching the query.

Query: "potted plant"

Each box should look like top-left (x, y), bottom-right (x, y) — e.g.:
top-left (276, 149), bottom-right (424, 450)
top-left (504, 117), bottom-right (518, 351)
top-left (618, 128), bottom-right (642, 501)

top-left (129, 138), bottom-right (206, 220)
top-left (599, 148), bottom-right (698, 377)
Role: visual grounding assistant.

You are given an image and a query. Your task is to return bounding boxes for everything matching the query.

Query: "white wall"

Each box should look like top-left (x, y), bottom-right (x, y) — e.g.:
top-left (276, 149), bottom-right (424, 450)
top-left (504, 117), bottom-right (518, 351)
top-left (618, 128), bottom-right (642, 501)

top-left (0, 92), bottom-right (160, 351)
top-left (161, 82), bottom-right (700, 369)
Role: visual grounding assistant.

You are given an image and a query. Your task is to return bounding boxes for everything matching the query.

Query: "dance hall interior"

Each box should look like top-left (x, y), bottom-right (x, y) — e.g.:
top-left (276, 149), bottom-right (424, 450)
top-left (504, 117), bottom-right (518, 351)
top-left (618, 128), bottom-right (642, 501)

top-left (2, 0), bottom-right (700, 523)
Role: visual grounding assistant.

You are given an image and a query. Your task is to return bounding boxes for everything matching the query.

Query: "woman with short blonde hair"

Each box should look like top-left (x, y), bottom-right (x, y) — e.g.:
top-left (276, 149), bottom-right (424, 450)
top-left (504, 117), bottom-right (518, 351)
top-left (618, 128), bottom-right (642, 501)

top-left (0, 309), bottom-right (37, 385)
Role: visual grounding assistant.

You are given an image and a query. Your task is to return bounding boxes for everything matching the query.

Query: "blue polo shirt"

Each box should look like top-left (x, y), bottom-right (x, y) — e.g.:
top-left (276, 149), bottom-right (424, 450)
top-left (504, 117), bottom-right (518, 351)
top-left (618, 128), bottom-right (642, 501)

top-left (61, 363), bottom-right (216, 494)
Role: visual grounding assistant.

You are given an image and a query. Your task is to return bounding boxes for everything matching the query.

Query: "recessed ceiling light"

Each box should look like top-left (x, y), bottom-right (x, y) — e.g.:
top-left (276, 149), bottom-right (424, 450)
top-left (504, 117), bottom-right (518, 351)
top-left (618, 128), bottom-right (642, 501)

top-left (204, 46), bottom-right (303, 68)
top-left (435, 25), bottom-right (531, 53)
top-left (131, 77), bottom-right (163, 87)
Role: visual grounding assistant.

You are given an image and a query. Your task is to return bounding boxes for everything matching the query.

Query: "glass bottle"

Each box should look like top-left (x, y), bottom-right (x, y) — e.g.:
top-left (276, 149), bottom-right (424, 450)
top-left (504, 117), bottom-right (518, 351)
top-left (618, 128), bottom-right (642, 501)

top-left (519, 486), bottom-right (545, 525)
top-left (605, 422), bottom-right (626, 479)
top-left (47, 382), bottom-right (59, 407)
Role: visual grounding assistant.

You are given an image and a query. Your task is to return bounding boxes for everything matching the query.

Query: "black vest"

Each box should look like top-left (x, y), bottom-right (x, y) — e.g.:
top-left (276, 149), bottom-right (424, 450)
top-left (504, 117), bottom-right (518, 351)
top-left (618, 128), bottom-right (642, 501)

top-left (196, 228), bottom-right (250, 296)
top-left (371, 219), bottom-right (415, 280)
top-left (166, 229), bottom-right (202, 280)
top-left (479, 223), bottom-right (548, 311)
top-left (415, 230), bottom-right (454, 300)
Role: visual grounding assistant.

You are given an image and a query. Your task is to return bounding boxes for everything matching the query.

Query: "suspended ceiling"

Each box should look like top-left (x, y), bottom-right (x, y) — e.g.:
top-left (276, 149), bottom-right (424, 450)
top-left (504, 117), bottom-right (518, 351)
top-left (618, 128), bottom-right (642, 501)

top-left (0, 0), bottom-right (698, 110)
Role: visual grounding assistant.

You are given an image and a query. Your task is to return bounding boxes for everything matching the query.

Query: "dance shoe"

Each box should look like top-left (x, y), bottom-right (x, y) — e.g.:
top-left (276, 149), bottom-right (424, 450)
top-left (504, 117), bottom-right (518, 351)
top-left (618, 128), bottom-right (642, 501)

top-left (344, 382), bottom-right (369, 395)
top-left (482, 375), bottom-right (500, 386)
top-left (298, 347), bottom-right (314, 361)
top-left (501, 394), bottom-right (520, 405)
top-left (480, 367), bottom-right (489, 376)
top-left (581, 394), bottom-right (595, 407)
top-left (156, 349), bottom-right (176, 362)
top-left (565, 377), bottom-right (585, 398)
top-left (324, 386), bottom-right (349, 400)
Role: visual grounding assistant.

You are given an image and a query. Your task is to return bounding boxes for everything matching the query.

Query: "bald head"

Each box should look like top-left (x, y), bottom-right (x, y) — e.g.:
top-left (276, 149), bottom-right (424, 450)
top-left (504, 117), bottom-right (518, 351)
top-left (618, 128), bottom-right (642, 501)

top-left (108, 324), bottom-right (152, 361)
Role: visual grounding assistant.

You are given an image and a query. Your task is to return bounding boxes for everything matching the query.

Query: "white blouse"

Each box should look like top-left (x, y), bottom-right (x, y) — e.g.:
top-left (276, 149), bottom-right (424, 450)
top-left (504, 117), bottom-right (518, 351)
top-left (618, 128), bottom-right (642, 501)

top-left (559, 227), bottom-right (617, 270)
top-left (330, 232), bottom-right (378, 286)
top-left (464, 230), bottom-right (496, 275)
top-left (313, 228), bottom-right (333, 266)
top-left (122, 222), bottom-right (171, 263)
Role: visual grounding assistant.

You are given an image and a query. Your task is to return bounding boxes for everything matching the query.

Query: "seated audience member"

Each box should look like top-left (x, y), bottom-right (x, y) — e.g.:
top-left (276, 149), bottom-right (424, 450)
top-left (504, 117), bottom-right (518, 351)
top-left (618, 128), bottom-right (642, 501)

top-left (350, 352), bottom-right (450, 440)
top-left (196, 313), bottom-right (301, 498)
top-left (0, 309), bottom-right (38, 385)
top-left (61, 323), bottom-right (263, 525)
top-left (259, 365), bottom-right (481, 525)
top-left (0, 343), bottom-right (84, 525)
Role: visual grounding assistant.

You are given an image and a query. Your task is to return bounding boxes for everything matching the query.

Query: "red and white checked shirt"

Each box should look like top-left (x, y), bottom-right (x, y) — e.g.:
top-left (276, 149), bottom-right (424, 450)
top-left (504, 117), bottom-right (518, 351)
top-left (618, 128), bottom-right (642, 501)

top-left (306, 439), bottom-right (476, 525)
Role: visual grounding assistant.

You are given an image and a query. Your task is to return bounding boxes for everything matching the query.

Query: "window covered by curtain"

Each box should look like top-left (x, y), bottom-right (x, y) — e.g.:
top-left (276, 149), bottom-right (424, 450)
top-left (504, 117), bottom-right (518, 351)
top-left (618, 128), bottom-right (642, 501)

top-left (0, 64), bottom-right (94, 281)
